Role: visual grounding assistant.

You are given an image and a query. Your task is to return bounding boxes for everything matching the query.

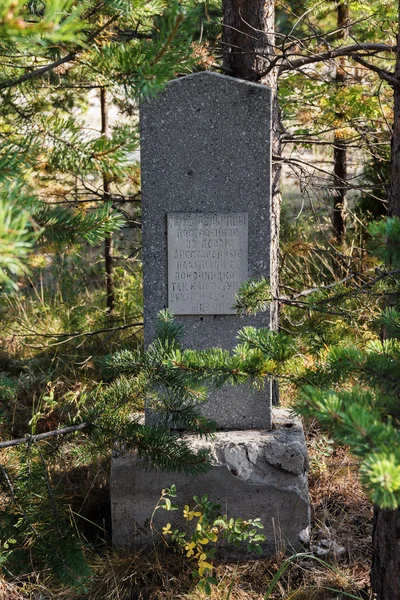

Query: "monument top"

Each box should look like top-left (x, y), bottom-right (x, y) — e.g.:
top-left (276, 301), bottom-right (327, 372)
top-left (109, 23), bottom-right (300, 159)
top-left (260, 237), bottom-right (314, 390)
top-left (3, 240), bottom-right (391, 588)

top-left (155, 69), bottom-right (270, 89)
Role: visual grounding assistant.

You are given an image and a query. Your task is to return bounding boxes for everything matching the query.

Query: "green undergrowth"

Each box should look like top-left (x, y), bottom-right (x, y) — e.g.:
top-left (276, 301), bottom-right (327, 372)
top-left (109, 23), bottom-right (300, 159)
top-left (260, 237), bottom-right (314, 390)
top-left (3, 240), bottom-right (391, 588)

top-left (0, 253), bottom-right (143, 453)
top-left (279, 208), bottom-right (383, 352)
top-left (1, 430), bottom-right (372, 599)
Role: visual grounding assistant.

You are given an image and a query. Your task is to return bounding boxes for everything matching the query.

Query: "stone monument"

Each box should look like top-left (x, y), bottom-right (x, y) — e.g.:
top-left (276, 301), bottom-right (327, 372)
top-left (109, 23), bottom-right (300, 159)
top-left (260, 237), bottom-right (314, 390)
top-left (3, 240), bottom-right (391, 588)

top-left (111, 72), bottom-right (310, 553)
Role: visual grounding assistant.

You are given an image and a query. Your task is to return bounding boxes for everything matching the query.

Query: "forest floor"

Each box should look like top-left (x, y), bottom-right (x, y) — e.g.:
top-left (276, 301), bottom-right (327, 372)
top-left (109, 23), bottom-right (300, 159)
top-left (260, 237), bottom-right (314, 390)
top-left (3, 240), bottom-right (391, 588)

top-left (0, 419), bottom-right (372, 600)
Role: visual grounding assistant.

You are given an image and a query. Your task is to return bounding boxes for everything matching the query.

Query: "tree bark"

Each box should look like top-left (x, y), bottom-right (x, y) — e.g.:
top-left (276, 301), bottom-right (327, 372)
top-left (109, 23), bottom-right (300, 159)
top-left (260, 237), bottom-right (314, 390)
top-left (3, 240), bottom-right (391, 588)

top-left (100, 86), bottom-right (115, 315)
top-left (371, 506), bottom-right (400, 599)
top-left (371, 12), bottom-right (400, 600)
top-left (332, 2), bottom-right (348, 242)
top-left (222, 0), bottom-right (280, 404)
top-left (388, 6), bottom-right (400, 218)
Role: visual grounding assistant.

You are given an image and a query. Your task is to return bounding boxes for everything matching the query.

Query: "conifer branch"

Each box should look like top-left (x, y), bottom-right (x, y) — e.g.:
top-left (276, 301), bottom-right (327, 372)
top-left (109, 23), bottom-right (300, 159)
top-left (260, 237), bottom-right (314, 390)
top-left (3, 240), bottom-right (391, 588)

top-left (352, 55), bottom-right (399, 87)
top-left (12, 321), bottom-right (143, 349)
top-left (277, 42), bottom-right (395, 73)
top-left (290, 273), bottom-right (357, 298)
top-left (0, 15), bottom-right (120, 91)
top-left (0, 51), bottom-right (78, 91)
top-left (279, 270), bottom-right (400, 305)
top-left (0, 423), bottom-right (91, 450)
top-left (36, 445), bottom-right (63, 537)
top-left (251, 42), bottom-right (398, 86)
top-left (150, 13), bottom-right (184, 65)
top-left (0, 465), bottom-right (42, 538)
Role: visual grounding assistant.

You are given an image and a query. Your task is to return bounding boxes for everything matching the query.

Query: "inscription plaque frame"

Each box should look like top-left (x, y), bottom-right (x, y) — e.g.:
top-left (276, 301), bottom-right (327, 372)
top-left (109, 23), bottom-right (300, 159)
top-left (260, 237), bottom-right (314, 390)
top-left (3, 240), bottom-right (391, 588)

top-left (168, 212), bottom-right (248, 315)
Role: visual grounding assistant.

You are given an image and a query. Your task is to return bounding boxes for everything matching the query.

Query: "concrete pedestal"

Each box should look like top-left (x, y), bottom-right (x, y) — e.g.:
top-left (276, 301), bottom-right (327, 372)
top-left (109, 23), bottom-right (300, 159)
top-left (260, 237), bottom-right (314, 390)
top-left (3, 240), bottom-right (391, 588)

top-left (111, 408), bottom-right (310, 555)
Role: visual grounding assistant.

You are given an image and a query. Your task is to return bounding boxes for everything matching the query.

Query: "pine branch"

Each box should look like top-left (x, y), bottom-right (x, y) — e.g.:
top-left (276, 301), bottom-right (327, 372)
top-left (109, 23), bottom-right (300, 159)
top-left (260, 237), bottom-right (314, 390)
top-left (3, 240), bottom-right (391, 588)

top-left (0, 15), bottom-right (120, 92)
top-left (0, 51), bottom-right (79, 91)
top-left (278, 269), bottom-right (400, 310)
top-left (150, 13), bottom-right (184, 65)
top-left (13, 321), bottom-right (143, 350)
top-left (352, 55), bottom-right (399, 87)
top-left (0, 464), bottom-right (41, 538)
top-left (274, 42), bottom-right (397, 85)
top-left (0, 423), bottom-right (91, 450)
top-left (36, 445), bottom-right (63, 537)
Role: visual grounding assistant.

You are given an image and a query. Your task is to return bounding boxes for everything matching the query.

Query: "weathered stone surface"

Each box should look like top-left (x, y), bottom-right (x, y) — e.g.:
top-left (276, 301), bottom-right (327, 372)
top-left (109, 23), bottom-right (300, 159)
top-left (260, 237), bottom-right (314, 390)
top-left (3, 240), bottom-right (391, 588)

top-left (111, 409), bottom-right (310, 554)
top-left (140, 71), bottom-right (274, 430)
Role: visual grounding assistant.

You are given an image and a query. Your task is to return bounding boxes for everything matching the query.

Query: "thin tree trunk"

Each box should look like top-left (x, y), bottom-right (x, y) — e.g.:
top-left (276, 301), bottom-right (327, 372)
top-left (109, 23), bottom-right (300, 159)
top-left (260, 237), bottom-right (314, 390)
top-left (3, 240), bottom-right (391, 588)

top-left (388, 6), bottom-right (400, 219)
top-left (332, 2), bottom-right (348, 242)
top-left (222, 0), bottom-right (280, 404)
top-left (371, 12), bottom-right (400, 599)
top-left (371, 506), bottom-right (400, 599)
top-left (100, 86), bottom-right (115, 315)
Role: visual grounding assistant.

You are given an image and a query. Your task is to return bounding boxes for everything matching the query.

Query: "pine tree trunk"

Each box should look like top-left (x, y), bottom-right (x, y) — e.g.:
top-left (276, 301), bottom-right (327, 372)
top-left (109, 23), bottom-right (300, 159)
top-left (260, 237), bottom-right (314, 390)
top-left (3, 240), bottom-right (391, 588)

top-left (222, 0), bottom-right (280, 311)
top-left (332, 138), bottom-right (346, 242)
top-left (222, 0), bottom-right (280, 404)
top-left (371, 506), bottom-right (400, 598)
top-left (100, 86), bottom-right (115, 315)
top-left (389, 7), bottom-right (400, 219)
top-left (371, 12), bottom-right (400, 599)
top-left (332, 2), bottom-right (348, 242)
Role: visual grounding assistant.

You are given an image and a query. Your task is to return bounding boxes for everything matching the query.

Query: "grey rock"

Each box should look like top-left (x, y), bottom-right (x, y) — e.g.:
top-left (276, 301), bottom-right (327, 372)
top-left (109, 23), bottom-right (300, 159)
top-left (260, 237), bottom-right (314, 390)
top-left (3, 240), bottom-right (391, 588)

top-left (190, 410), bottom-right (308, 482)
top-left (313, 539), bottom-right (346, 559)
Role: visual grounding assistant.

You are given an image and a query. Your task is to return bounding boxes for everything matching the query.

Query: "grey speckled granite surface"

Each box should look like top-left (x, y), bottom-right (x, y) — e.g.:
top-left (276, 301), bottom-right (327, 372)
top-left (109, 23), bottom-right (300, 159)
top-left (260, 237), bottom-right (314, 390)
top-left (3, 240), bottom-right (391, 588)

top-left (141, 71), bottom-right (274, 430)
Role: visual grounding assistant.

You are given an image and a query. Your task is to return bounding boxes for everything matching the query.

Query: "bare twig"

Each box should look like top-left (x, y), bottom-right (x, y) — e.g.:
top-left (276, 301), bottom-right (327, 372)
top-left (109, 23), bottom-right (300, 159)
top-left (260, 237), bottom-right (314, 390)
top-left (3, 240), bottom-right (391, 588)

top-left (10, 320), bottom-right (143, 341)
top-left (278, 43), bottom-right (395, 74)
top-left (292, 273), bottom-right (357, 299)
top-left (0, 423), bottom-right (91, 450)
top-left (352, 54), bottom-right (399, 87)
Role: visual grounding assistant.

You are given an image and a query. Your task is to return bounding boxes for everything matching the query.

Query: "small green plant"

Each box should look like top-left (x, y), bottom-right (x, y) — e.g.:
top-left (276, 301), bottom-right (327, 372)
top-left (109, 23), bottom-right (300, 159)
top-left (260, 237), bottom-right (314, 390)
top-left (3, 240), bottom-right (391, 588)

top-left (0, 536), bottom-right (17, 572)
top-left (151, 485), bottom-right (266, 596)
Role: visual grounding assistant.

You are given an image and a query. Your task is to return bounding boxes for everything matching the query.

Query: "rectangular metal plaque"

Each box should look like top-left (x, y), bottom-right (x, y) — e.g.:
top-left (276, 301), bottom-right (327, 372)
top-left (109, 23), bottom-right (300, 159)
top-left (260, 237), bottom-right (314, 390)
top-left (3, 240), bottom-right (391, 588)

top-left (168, 213), bottom-right (248, 315)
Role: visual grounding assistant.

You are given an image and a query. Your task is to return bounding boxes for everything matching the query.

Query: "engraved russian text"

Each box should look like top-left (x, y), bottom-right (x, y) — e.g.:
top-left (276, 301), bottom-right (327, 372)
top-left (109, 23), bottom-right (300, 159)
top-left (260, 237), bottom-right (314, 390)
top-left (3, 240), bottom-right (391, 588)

top-left (168, 213), bottom-right (248, 315)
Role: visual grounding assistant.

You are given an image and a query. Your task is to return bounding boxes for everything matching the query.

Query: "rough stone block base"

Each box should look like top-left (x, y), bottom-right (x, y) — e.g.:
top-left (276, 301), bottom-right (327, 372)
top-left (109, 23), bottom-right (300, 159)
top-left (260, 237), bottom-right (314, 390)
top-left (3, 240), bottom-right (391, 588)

top-left (111, 408), bottom-right (310, 555)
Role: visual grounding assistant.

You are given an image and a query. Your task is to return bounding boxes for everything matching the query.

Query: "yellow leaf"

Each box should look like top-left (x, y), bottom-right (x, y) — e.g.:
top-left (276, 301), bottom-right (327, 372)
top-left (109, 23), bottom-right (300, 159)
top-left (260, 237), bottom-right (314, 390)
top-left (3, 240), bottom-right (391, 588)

top-left (198, 561), bottom-right (213, 576)
top-left (183, 505), bottom-right (192, 520)
top-left (185, 542), bottom-right (196, 550)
